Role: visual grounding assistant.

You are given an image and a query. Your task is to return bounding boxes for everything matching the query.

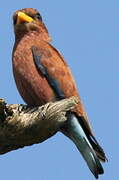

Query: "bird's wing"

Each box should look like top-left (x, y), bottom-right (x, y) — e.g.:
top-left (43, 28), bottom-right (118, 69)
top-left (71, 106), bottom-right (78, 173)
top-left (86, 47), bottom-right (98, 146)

top-left (31, 43), bottom-right (93, 135)
top-left (31, 43), bottom-right (106, 162)
top-left (32, 46), bottom-right (65, 100)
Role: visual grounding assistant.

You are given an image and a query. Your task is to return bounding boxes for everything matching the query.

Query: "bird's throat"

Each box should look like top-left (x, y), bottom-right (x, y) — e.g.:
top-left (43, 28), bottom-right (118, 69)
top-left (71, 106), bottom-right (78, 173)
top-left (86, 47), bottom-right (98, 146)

top-left (15, 26), bottom-right (51, 44)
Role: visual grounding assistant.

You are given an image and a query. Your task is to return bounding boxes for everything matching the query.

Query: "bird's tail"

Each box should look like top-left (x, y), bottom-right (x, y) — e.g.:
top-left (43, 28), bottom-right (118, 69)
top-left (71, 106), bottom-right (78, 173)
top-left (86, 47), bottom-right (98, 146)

top-left (61, 113), bottom-right (104, 179)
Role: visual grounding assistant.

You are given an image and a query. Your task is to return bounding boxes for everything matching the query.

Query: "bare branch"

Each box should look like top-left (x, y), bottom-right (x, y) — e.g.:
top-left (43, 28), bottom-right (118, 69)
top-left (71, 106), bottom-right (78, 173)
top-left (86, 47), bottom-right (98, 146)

top-left (0, 97), bottom-right (78, 154)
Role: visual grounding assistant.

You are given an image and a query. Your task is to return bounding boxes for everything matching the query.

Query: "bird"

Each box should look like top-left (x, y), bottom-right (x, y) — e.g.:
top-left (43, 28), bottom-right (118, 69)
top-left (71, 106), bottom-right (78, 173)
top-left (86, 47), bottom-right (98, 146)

top-left (12, 8), bottom-right (107, 178)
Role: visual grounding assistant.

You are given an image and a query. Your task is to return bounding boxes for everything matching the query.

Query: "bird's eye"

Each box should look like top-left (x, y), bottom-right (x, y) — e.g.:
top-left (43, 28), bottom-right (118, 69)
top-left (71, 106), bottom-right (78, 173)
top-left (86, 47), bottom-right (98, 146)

top-left (35, 13), bottom-right (42, 21)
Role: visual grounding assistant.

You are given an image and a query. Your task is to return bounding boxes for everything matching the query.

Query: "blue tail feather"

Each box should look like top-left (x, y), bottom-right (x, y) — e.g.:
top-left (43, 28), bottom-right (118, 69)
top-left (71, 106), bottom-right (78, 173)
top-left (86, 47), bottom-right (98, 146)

top-left (61, 113), bottom-right (104, 179)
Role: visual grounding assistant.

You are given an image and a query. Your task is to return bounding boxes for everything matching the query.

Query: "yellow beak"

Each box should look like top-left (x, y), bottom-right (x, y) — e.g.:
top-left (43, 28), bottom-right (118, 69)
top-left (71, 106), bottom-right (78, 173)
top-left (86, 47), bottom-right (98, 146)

top-left (17, 12), bottom-right (34, 24)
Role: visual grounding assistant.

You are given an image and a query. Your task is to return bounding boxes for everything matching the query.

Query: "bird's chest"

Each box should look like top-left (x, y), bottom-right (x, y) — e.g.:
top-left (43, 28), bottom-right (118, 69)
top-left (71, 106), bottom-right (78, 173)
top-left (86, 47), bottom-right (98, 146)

top-left (12, 47), bottom-right (55, 106)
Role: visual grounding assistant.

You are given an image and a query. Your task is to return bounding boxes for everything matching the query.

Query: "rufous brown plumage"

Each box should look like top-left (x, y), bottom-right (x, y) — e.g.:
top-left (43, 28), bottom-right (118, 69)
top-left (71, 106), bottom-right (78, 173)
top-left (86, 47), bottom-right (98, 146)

top-left (12, 8), bottom-right (107, 178)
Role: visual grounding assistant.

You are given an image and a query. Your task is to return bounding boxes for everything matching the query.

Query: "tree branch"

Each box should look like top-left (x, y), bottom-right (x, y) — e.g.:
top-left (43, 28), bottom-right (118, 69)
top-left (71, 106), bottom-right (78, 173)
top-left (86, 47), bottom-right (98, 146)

top-left (0, 96), bottom-right (78, 154)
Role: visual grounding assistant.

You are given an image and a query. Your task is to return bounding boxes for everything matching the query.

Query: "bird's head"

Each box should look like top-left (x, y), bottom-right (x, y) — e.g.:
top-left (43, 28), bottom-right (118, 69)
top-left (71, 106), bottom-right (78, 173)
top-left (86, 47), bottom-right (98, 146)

top-left (13, 8), bottom-right (51, 42)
